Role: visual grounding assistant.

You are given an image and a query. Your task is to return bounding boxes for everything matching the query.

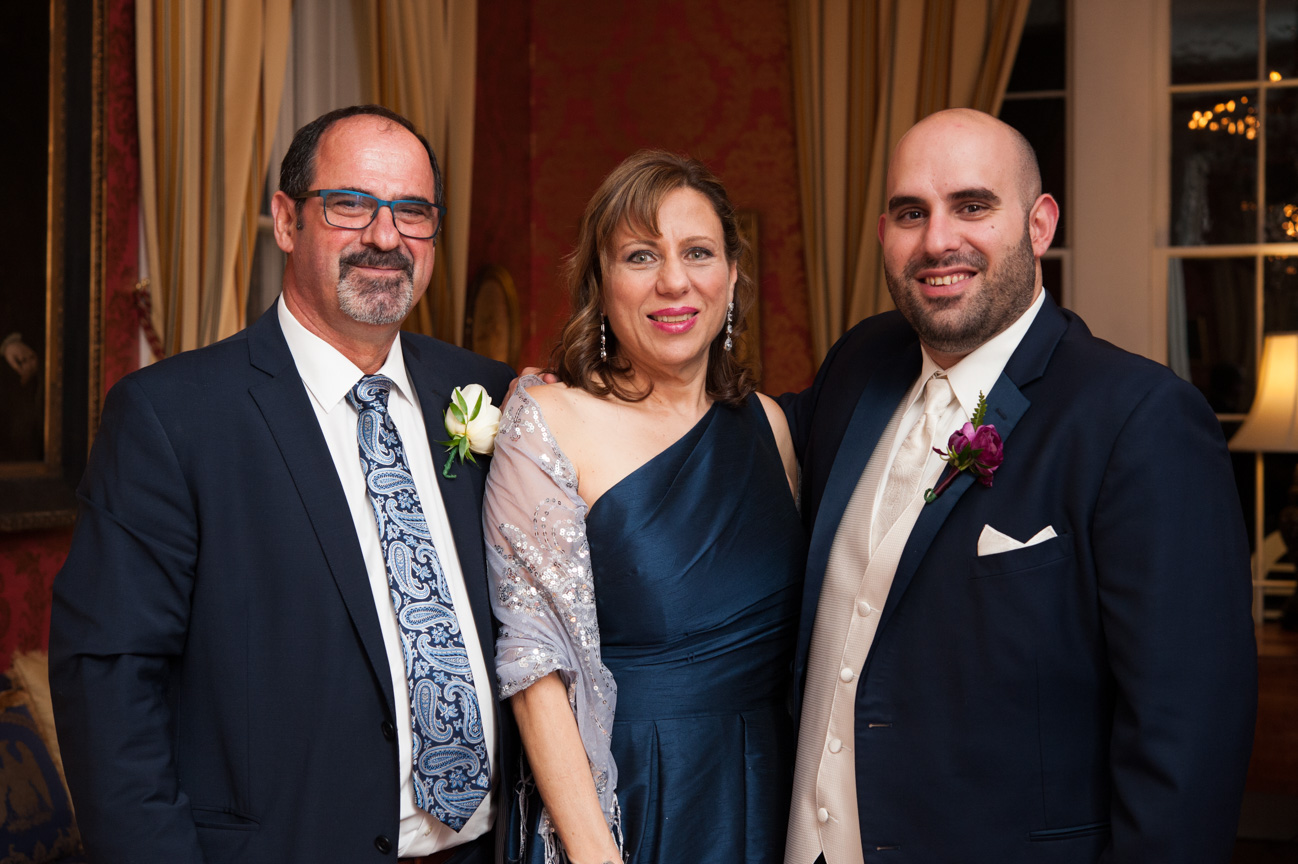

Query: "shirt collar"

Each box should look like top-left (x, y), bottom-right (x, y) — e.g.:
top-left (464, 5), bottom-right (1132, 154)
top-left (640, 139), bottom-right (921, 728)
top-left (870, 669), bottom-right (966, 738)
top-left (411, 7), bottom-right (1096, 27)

top-left (277, 296), bottom-right (412, 413)
top-left (908, 288), bottom-right (1047, 421)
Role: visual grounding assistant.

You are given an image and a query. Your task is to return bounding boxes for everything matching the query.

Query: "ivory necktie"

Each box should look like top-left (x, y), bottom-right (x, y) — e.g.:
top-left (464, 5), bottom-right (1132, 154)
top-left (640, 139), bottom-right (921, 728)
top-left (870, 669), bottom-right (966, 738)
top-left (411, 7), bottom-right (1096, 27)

top-left (349, 375), bottom-right (490, 831)
top-left (873, 374), bottom-right (954, 549)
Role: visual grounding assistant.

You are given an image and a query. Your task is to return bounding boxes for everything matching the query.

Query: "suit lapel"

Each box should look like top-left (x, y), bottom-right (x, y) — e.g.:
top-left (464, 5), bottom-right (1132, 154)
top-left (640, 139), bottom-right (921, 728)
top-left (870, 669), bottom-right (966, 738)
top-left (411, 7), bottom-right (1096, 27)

top-left (795, 343), bottom-right (921, 683)
top-left (403, 336), bottom-right (500, 699)
top-left (874, 296), bottom-right (1068, 635)
top-left (246, 307), bottom-right (397, 711)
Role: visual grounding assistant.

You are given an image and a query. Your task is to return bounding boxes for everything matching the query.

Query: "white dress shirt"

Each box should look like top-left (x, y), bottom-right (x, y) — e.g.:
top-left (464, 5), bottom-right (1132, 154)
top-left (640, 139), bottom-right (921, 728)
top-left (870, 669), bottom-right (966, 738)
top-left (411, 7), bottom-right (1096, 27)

top-left (279, 298), bottom-right (497, 856)
top-left (786, 290), bottom-right (1046, 864)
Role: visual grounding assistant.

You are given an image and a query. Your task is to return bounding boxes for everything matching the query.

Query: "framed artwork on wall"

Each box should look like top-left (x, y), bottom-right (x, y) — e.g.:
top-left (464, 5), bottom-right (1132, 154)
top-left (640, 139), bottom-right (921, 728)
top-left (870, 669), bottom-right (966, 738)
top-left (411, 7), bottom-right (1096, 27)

top-left (0, 0), bottom-right (103, 532)
top-left (464, 264), bottom-right (522, 369)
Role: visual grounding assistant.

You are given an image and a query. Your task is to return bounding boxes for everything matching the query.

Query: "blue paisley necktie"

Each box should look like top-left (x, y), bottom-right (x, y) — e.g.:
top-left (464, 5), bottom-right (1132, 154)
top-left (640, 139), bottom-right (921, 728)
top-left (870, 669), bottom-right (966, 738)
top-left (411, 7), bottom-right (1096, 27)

top-left (348, 374), bottom-right (490, 831)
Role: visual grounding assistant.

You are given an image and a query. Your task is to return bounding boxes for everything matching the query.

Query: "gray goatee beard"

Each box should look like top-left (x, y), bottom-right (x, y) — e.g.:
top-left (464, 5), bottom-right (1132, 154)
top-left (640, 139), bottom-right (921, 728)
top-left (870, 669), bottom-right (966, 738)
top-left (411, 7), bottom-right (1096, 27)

top-left (335, 249), bottom-right (416, 326)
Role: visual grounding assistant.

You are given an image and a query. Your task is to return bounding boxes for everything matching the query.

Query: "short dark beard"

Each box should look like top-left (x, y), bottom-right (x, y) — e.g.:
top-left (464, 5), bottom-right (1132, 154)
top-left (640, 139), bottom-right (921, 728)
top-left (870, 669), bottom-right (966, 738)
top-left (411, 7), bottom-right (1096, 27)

top-left (885, 225), bottom-right (1036, 357)
top-left (335, 247), bottom-right (416, 325)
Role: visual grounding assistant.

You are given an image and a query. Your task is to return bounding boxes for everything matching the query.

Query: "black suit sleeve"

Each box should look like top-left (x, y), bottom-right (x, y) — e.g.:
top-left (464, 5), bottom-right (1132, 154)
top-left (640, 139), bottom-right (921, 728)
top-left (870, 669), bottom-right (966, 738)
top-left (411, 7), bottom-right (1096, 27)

top-left (777, 333), bottom-right (849, 461)
top-left (49, 376), bottom-right (206, 863)
top-left (1093, 375), bottom-right (1256, 862)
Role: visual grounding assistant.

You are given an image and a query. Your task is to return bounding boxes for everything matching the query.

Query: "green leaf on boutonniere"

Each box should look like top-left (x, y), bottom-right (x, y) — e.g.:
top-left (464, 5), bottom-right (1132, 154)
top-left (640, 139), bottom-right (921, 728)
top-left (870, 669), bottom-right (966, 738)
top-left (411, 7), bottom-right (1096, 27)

top-left (971, 391), bottom-right (989, 427)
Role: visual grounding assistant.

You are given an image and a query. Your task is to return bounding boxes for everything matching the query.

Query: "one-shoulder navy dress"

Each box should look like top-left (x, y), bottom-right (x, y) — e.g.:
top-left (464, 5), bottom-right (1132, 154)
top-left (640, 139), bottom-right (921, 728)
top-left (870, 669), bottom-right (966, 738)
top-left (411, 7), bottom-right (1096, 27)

top-left (493, 392), bottom-right (806, 863)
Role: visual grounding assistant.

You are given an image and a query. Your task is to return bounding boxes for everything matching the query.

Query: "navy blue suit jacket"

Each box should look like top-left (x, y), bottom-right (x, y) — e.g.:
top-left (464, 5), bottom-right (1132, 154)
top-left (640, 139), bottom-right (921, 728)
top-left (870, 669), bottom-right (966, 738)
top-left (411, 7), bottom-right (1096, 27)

top-left (50, 305), bottom-right (515, 863)
top-left (785, 296), bottom-right (1256, 863)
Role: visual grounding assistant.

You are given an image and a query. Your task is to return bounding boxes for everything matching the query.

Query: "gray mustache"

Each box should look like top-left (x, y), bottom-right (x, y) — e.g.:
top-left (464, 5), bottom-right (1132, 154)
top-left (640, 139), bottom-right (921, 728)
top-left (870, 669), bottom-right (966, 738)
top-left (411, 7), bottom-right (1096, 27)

top-left (339, 249), bottom-right (413, 277)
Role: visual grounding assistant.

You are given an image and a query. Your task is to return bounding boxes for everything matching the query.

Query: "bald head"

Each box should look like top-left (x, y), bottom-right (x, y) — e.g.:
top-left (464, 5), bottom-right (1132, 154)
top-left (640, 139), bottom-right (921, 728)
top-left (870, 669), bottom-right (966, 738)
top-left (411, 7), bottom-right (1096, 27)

top-left (876, 108), bottom-right (1059, 367)
top-left (891, 109), bottom-right (1042, 212)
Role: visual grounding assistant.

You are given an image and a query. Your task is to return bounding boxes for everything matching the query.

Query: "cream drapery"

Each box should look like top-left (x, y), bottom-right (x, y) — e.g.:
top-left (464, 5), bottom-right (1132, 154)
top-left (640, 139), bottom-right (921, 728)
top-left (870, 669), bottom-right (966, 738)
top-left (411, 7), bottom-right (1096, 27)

top-left (790, 0), bottom-right (1032, 361)
top-left (136, 0), bottom-right (292, 357)
top-left (353, 0), bottom-right (477, 345)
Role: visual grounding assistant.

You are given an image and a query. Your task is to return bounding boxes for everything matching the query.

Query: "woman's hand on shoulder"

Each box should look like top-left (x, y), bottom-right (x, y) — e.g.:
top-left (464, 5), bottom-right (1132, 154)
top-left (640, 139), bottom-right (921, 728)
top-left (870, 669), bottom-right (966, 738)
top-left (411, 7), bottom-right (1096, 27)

top-left (757, 392), bottom-right (799, 498)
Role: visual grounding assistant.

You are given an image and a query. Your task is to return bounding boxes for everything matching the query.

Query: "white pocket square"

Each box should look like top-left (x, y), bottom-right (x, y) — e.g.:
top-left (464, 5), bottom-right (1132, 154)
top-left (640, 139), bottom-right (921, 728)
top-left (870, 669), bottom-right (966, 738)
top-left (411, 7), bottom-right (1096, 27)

top-left (977, 524), bottom-right (1057, 556)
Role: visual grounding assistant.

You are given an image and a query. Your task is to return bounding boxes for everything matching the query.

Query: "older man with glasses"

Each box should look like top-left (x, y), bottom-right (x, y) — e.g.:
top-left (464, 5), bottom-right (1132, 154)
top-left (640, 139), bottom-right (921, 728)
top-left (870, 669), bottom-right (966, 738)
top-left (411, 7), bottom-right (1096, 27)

top-left (50, 104), bottom-right (515, 864)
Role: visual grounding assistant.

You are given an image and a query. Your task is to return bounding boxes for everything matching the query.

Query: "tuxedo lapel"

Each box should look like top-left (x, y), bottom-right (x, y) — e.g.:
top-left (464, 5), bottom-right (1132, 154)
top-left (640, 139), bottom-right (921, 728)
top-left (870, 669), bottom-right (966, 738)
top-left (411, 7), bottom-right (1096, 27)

top-left (875, 296), bottom-right (1068, 635)
top-left (403, 336), bottom-right (499, 699)
top-left (245, 308), bottom-right (397, 711)
top-left (795, 343), bottom-right (921, 685)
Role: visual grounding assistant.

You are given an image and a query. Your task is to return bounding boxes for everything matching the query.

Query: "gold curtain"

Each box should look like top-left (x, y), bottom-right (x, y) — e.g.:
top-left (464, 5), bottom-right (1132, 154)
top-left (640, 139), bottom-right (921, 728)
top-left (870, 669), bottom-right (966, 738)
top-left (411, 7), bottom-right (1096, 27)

top-left (353, 0), bottom-right (478, 345)
top-left (136, 0), bottom-right (292, 357)
top-left (790, 0), bottom-right (1032, 361)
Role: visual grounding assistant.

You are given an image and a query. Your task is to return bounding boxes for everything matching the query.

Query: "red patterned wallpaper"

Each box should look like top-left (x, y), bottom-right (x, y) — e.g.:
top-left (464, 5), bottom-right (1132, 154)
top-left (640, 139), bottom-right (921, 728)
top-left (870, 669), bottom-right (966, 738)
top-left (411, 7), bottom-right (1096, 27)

top-left (102, 0), bottom-right (141, 396)
top-left (0, 529), bottom-right (72, 659)
top-left (6, 0), bottom-right (815, 658)
top-left (1, 0), bottom-right (139, 660)
top-left (466, 0), bottom-right (532, 350)
top-left (470, 0), bottom-right (814, 394)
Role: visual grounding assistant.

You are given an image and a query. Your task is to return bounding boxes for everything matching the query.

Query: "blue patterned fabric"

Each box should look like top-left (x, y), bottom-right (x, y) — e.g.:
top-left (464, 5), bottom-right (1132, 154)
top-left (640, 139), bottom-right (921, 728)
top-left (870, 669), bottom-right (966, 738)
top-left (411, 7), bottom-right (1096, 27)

top-left (0, 699), bottom-right (82, 862)
top-left (348, 374), bottom-right (490, 832)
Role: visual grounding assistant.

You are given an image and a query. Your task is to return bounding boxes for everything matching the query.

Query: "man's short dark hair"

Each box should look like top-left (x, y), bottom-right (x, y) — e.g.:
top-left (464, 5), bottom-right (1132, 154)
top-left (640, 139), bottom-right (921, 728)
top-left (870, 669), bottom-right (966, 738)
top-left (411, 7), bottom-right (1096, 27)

top-left (278, 104), bottom-right (444, 223)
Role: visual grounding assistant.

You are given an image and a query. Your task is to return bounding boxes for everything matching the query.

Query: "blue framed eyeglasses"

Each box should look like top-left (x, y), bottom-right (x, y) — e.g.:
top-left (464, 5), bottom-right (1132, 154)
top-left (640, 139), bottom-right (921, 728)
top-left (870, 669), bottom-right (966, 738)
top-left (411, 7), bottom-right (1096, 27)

top-left (296, 189), bottom-right (445, 240)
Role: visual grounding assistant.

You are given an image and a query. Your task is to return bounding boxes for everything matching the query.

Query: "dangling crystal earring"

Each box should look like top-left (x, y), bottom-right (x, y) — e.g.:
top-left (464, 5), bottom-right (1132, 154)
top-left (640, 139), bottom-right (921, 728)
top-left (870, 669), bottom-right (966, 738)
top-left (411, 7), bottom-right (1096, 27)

top-left (723, 302), bottom-right (734, 352)
top-left (600, 316), bottom-right (607, 361)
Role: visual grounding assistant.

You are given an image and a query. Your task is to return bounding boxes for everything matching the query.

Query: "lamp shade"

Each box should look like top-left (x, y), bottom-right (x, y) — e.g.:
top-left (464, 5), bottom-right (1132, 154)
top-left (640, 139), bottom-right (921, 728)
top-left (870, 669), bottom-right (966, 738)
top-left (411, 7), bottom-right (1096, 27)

top-left (1229, 332), bottom-right (1298, 452)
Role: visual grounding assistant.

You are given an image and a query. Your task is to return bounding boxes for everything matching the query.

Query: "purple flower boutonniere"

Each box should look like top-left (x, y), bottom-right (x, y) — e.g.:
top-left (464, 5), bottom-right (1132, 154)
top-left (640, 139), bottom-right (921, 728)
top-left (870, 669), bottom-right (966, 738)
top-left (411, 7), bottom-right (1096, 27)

top-left (924, 391), bottom-right (1003, 503)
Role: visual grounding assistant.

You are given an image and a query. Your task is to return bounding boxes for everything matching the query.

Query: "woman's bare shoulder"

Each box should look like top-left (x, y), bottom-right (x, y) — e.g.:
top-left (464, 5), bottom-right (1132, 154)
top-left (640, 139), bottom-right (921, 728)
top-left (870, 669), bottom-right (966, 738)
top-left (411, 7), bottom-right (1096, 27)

top-left (755, 393), bottom-right (791, 441)
top-left (527, 381), bottom-right (588, 417)
top-left (525, 382), bottom-right (609, 440)
top-left (756, 392), bottom-right (798, 495)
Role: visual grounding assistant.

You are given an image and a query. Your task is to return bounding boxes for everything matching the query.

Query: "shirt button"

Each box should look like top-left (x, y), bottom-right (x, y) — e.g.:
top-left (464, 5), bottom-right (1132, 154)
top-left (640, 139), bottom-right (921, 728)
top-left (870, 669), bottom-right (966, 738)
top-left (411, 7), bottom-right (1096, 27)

top-left (828, 738), bottom-right (842, 753)
top-left (817, 807), bottom-right (830, 823)
top-left (840, 667), bottom-right (855, 682)
top-left (857, 600), bottom-right (874, 617)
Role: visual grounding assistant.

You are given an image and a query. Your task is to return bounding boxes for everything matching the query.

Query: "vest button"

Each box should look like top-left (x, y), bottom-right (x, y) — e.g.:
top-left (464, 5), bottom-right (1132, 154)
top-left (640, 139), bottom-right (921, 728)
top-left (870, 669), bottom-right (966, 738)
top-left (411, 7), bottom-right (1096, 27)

top-left (828, 738), bottom-right (842, 753)
top-left (817, 807), bottom-right (830, 823)
top-left (374, 835), bottom-right (392, 854)
top-left (381, 720), bottom-right (396, 740)
top-left (840, 666), bottom-right (855, 682)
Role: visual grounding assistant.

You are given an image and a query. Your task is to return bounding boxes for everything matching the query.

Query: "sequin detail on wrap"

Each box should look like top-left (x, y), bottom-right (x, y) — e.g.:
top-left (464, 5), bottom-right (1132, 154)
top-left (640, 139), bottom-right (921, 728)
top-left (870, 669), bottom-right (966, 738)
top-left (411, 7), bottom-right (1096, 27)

top-left (483, 376), bottom-right (621, 860)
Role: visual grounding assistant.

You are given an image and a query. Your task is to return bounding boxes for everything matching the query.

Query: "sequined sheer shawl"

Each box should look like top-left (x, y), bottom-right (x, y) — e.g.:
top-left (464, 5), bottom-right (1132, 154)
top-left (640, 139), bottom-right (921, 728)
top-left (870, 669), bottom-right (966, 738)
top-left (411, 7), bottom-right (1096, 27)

top-left (484, 377), bottom-right (620, 838)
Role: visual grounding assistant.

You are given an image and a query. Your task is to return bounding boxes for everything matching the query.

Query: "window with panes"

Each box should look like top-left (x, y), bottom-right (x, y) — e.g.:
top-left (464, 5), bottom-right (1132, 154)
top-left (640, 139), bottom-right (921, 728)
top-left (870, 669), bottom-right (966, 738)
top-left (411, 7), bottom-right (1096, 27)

top-left (1000, 0), bottom-right (1069, 307)
top-left (1168, 0), bottom-right (1298, 617)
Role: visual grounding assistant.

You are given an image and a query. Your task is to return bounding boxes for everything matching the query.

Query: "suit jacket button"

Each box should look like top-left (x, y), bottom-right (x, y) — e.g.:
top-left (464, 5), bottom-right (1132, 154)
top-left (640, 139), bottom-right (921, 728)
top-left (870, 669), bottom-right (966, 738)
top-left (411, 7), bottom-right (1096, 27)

top-left (374, 835), bottom-right (392, 854)
top-left (382, 720), bottom-right (396, 740)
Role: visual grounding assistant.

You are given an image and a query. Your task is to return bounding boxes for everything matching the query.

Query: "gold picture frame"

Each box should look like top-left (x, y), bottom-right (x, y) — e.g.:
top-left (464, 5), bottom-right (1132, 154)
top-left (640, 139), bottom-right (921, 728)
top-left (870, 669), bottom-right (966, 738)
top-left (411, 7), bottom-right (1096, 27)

top-left (0, 0), bottom-right (104, 531)
top-left (464, 265), bottom-right (522, 369)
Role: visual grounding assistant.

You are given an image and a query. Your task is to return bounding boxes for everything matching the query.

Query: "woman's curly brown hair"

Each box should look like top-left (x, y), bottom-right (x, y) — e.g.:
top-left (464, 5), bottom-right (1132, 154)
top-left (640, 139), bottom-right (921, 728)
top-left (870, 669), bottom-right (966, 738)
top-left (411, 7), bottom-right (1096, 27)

top-left (549, 150), bottom-right (758, 406)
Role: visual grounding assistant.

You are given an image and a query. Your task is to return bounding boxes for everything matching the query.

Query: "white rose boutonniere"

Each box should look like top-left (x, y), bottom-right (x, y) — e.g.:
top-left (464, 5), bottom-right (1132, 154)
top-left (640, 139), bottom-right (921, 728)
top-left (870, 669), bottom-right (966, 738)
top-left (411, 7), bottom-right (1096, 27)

top-left (438, 384), bottom-right (502, 478)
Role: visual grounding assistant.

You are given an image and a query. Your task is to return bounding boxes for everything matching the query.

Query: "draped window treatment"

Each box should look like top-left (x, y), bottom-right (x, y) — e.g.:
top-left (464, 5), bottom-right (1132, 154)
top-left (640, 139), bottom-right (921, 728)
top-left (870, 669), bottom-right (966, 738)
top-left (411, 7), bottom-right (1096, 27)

top-left (136, 0), bottom-right (291, 358)
top-left (353, 0), bottom-right (478, 346)
top-left (790, 0), bottom-right (1032, 361)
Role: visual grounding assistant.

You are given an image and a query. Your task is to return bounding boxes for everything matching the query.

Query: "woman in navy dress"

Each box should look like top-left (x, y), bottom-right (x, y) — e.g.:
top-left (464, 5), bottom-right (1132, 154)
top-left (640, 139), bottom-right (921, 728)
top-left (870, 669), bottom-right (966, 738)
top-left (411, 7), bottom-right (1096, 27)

top-left (484, 151), bottom-right (805, 863)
